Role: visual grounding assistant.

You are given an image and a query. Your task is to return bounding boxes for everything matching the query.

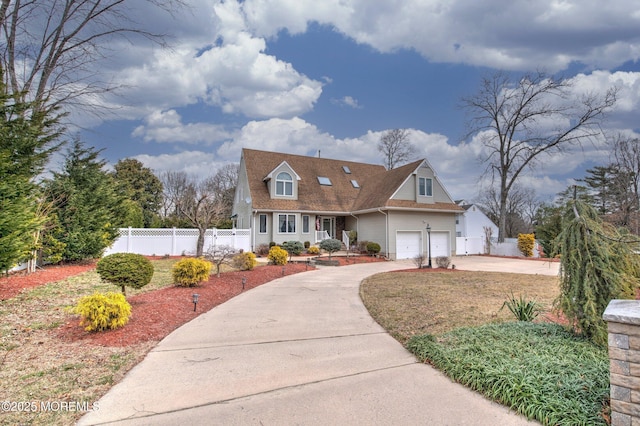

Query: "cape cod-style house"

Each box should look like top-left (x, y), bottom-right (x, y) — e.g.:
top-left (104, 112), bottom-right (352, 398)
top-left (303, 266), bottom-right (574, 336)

top-left (232, 148), bottom-right (463, 260)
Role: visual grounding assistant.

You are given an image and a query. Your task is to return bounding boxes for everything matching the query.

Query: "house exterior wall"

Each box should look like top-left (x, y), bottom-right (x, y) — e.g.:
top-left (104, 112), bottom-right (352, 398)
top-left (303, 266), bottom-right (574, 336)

top-left (355, 212), bottom-right (388, 254)
top-left (232, 156), bottom-right (252, 230)
top-left (456, 205), bottom-right (498, 239)
top-left (391, 164), bottom-right (452, 205)
top-left (387, 211), bottom-right (456, 259)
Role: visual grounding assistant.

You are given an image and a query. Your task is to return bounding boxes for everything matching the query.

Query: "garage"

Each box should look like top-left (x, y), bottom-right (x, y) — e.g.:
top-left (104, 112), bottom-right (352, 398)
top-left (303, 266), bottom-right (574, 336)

top-left (396, 231), bottom-right (422, 259)
top-left (429, 231), bottom-right (450, 258)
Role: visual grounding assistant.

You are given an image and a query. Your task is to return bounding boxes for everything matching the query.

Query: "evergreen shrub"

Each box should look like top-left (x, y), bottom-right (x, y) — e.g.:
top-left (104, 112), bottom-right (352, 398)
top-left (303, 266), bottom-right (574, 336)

top-left (517, 233), bottom-right (535, 257)
top-left (267, 246), bottom-right (288, 265)
top-left (172, 258), bottom-right (212, 287)
top-left (96, 253), bottom-right (154, 294)
top-left (232, 251), bottom-right (257, 271)
top-left (366, 242), bottom-right (381, 255)
top-left (73, 292), bottom-right (131, 332)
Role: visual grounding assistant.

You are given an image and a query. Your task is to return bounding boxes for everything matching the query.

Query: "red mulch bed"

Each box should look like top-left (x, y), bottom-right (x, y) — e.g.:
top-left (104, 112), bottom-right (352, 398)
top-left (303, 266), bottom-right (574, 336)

top-left (0, 261), bottom-right (97, 301)
top-left (56, 264), bottom-right (312, 347)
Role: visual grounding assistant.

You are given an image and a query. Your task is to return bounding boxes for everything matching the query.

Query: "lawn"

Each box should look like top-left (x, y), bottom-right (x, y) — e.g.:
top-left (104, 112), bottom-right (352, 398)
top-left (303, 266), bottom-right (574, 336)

top-left (360, 269), bottom-right (610, 426)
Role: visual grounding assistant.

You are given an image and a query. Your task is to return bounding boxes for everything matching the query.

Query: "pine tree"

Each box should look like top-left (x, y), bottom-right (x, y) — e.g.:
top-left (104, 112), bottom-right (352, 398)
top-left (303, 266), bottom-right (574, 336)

top-left (554, 199), bottom-right (640, 345)
top-left (44, 140), bottom-right (121, 261)
top-left (112, 159), bottom-right (163, 227)
top-left (0, 78), bottom-right (61, 272)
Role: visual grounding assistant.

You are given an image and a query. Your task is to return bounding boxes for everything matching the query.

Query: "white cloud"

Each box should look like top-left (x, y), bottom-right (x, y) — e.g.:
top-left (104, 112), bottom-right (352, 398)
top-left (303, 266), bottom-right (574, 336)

top-left (134, 151), bottom-right (227, 178)
top-left (131, 110), bottom-right (232, 144)
top-left (241, 0), bottom-right (640, 72)
top-left (331, 96), bottom-right (362, 109)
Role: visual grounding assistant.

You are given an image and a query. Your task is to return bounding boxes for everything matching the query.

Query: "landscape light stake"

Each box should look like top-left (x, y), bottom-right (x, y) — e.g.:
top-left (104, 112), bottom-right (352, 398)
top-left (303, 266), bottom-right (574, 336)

top-left (242, 277), bottom-right (246, 290)
top-left (426, 223), bottom-right (432, 268)
top-left (282, 266), bottom-right (285, 276)
top-left (192, 293), bottom-right (199, 311)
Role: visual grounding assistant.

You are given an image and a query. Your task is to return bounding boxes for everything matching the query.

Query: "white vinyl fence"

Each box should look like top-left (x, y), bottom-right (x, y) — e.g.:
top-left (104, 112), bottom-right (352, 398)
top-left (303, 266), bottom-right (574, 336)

top-left (456, 237), bottom-right (541, 258)
top-left (105, 228), bottom-right (251, 256)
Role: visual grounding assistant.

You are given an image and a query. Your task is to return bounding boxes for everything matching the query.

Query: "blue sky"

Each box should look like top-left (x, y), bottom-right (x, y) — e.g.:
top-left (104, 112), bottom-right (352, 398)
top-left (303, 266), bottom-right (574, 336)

top-left (66, 1), bottom-right (640, 202)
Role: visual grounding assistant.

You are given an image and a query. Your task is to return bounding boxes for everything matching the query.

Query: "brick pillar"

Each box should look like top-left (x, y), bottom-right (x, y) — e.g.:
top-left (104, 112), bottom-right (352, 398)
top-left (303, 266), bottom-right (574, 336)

top-left (604, 300), bottom-right (640, 426)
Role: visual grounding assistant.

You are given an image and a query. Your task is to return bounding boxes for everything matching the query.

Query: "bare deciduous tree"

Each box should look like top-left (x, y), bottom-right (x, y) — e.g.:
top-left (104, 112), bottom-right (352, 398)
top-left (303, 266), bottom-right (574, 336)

top-left (163, 171), bottom-right (227, 257)
top-left (0, 0), bottom-right (184, 115)
top-left (612, 134), bottom-right (640, 233)
top-left (477, 184), bottom-right (538, 238)
top-left (377, 128), bottom-right (416, 169)
top-left (463, 71), bottom-right (616, 241)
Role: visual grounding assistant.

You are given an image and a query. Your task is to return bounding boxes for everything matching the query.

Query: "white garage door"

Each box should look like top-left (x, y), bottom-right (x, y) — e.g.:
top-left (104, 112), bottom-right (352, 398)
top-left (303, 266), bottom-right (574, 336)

top-left (430, 231), bottom-right (450, 258)
top-left (396, 231), bottom-right (421, 259)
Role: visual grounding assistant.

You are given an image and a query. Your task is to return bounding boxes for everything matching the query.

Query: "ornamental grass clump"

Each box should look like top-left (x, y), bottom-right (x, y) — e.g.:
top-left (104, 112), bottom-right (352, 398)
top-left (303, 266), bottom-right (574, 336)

top-left (172, 257), bottom-right (212, 287)
top-left (73, 292), bottom-right (131, 332)
top-left (96, 253), bottom-right (154, 295)
top-left (501, 292), bottom-right (543, 322)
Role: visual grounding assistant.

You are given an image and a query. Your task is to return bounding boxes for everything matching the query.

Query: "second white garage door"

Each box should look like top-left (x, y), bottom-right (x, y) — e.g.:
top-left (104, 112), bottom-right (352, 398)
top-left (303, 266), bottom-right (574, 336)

top-left (430, 231), bottom-right (450, 258)
top-left (396, 231), bottom-right (421, 259)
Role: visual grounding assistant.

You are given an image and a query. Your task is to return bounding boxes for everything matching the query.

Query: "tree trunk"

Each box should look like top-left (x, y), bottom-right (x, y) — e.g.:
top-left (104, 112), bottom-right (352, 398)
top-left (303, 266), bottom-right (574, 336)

top-left (196, 227), bottom-right (206, 257)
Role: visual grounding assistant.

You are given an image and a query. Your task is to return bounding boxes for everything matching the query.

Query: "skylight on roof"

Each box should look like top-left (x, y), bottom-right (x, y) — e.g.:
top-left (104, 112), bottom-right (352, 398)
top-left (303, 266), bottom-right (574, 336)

top-left (342, 166), bottom-right (351, 174)
top-left (351, 180), bottom-right (360, 188)
top-left (317, 176), bottom-right (332, 186)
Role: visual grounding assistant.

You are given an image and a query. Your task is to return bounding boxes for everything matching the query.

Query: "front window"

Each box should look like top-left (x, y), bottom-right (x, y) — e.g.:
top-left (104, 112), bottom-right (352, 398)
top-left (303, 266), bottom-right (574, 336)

top-left (302, 215), bottom-right (310, 233)
top-left (276, 172), bottom-right (293, 196)
top-left (259, 214), bottom-right (267, 233)
top-left (278, 214), bottom-right (296, 233)
top-left (419, 177), bottom-right (433, 197)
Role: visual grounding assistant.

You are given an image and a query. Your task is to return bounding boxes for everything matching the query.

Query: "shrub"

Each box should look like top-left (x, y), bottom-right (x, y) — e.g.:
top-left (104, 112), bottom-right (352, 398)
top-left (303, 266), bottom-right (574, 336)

top-left (172, 257), bottom-right (212, 287)
top-left (268, 246), bottom-right (288, 265)
top-left (517, 233), bottom-right (535, 257)
top-left (358, 240), bottom-right (370, 253)
top-left (282, 240), bottom-right (304, 256)
top-left (319, 238), bottom-right (342, 259)
top-left (413, 254), bottom-right (426, 269)
top-left (96, 253), bottom-right (154, 295)
top-left (269, 241), bottom-right (276, 248)
top-left (348, 230), bottom-right (357, 245)
top-left (73, 292), bottom-right (131, 332)
top-left (307, 245), bottom-right (320, 255)
top-left (232, 251), bottom-right (257, 271)
top-left (304, 241), bottom-right (310, 249)
top-left (366, 241), bottom-right (381, 255)
top-left (435, 256), bottom-right (451, 268)
top-left (256, 244), bottom-right (270, 256)
top-left (501, 292), bottom-right (544, 322)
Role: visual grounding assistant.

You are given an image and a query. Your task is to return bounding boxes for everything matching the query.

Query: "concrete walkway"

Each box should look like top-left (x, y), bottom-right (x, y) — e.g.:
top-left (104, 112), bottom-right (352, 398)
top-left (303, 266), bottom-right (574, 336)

top-left (79, 257), bottom-right (546, 425)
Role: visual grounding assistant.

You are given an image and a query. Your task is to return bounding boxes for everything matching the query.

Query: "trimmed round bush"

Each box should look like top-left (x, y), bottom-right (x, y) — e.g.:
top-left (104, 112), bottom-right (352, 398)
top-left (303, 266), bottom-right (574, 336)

top-left (172, 258), bottom-right (212, 287)
top-left (319, 238), bottom-right (342, 259)
top-left (366, 242), bottom-right (381, 255)
top-left (73, 292), bottom-right (131, 332)
top-left (307, 245), bottom-right (320, 255)
top-left (282, 240), bottom-right (304, 256)
top-left (232, 251), bottom-right (257, 271)
top-left (96, 253), bottom-right (154, 295)
top-left (267, 246), bottom-right (288, 265)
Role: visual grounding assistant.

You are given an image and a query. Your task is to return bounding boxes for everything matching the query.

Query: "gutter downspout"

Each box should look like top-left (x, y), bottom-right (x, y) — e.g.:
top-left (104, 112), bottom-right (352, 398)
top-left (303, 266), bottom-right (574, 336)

top-left (252, 210), bottom-right (257, 252)
top-left (350, 212), bottom-right (359, 250)
top-left (377, 208), bottom-right (389, 259)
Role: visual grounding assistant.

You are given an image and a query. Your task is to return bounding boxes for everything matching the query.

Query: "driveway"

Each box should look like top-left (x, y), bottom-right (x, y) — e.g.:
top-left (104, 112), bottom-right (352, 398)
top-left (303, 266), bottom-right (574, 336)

top-left (79, 257), bottom-right (541, 425)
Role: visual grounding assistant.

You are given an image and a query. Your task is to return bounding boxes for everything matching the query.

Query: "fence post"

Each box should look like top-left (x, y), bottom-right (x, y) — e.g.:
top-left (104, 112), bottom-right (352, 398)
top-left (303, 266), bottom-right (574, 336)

top-left (172, 228), bottom-right (176, 256)
top-left (127, 227), bottom-right (132, 253)
top-left (604, 300), bottom-right (640, 426)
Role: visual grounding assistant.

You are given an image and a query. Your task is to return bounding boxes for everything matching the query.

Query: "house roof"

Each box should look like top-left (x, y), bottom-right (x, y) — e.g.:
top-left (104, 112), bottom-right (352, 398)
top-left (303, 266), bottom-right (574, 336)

top-left (242, 148), bottom-right (463, 213)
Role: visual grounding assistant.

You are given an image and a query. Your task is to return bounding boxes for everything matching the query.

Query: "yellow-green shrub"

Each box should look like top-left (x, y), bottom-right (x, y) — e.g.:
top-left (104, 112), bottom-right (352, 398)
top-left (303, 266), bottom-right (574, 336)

top-left (517, 233), bottom-right (535, 257)
top-left (73, 292), bottom-right (131, 332)
top-left (267, 246), bottom-right (288, 265)
top-left (172, 258), bottom-right (212, 287)
top-left (232, 251), bottom-right (257, 271)
top-left (307, 245), bottom-right (320, 255)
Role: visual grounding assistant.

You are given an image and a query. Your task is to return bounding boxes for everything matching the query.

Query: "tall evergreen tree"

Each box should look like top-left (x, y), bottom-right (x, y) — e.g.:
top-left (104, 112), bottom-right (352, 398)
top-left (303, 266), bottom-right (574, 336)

top-left (112, 158), bottom-right (163, 227)
top-left (0, 77), bottom-right (61, 272)
top-left (44, 140), bottom-right (121, 261)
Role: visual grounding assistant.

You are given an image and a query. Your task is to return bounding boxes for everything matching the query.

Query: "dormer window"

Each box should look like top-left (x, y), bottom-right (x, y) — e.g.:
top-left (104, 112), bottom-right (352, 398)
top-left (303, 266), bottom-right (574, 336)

top-left (418, 177), bottom-right (433, 197)
top-left (276, 172), bottom-right (293, 196)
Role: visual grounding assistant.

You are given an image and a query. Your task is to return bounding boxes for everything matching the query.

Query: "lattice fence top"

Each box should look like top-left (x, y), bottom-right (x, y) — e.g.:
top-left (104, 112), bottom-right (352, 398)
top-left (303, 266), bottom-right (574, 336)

top-left (119, 228), bottom-right (248, 237)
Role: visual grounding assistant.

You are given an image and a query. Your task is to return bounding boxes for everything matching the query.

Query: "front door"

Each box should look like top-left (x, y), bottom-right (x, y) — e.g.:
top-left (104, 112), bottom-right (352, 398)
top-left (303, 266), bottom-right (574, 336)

top-left (321, 217), bottom-right (335, 238)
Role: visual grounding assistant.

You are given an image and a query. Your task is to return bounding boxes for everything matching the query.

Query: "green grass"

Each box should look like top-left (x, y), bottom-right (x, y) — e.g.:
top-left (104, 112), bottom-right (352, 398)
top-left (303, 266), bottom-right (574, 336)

top-left (407, 322), bottom-right (609, 425)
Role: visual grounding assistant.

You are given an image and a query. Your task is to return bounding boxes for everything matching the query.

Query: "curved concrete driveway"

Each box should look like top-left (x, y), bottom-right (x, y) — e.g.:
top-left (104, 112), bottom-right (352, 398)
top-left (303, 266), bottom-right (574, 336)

top-left (79, 258), bottom-right (544, 425)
